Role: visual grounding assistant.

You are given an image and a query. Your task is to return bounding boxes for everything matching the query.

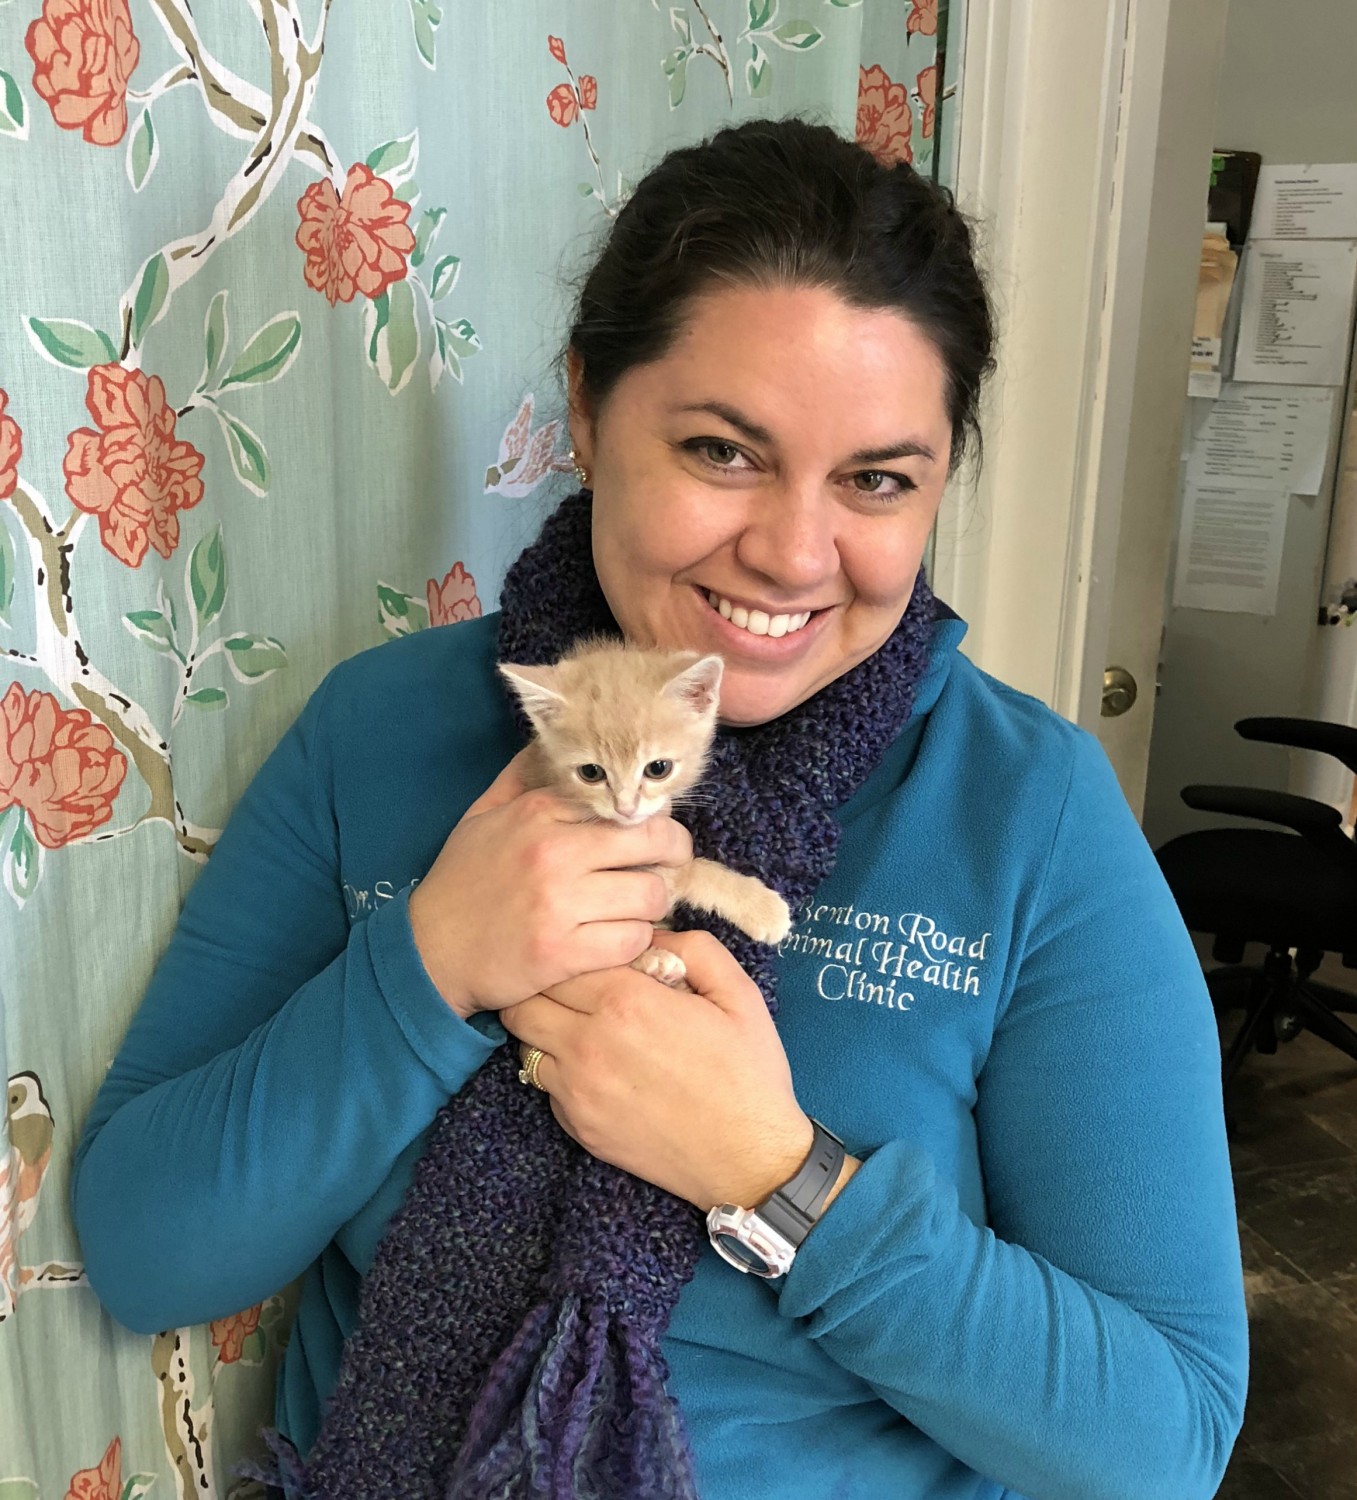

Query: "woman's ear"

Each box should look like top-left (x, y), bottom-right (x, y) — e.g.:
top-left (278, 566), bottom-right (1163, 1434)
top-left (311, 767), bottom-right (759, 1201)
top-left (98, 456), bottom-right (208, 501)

top-left (565, 346), bottom-right (595, 474)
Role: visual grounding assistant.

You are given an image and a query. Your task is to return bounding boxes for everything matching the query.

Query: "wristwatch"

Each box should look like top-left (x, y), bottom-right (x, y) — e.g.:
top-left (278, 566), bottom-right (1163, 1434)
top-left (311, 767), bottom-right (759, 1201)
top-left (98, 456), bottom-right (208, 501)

top-left (706, 1119), bottom-right (846, 1279)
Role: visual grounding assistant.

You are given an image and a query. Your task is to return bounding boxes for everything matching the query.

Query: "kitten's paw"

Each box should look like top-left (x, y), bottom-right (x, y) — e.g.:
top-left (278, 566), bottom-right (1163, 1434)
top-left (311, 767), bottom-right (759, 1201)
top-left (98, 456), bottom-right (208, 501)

top-left (633, 946), bottom-right (691, 989)
top-left (743, 889), bottom-right (792, 946)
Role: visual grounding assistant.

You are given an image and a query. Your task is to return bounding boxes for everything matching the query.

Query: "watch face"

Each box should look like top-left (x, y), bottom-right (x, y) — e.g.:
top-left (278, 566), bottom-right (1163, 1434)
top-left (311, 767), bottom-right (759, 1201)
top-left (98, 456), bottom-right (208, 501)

top-left (713, 1231), bottom-right (772, 1275)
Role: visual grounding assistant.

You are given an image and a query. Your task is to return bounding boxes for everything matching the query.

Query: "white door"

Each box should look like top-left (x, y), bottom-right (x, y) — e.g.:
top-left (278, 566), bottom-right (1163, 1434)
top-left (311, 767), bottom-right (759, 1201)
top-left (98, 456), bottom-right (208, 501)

top-left (932, 0), bottom-right (1230, 817)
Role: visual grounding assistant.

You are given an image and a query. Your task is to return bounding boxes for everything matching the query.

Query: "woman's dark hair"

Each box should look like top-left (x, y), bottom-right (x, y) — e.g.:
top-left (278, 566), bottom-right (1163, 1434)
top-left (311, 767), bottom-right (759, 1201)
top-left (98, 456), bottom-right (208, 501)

top-left (560, 115), bottom-right (997, 478)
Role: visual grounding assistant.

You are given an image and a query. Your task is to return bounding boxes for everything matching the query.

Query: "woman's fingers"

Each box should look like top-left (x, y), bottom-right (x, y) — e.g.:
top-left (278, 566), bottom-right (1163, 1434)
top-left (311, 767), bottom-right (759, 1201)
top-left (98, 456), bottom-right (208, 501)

top-left (573, 870), bottom-right (672, 925)
top-left (579, 814), bottom-right (693, 871)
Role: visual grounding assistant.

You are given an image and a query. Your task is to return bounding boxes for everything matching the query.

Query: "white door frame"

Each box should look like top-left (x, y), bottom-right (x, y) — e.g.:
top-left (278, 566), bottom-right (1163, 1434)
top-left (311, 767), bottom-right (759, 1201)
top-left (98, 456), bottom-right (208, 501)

top-left (934, 0), bottom-right (1228, 803)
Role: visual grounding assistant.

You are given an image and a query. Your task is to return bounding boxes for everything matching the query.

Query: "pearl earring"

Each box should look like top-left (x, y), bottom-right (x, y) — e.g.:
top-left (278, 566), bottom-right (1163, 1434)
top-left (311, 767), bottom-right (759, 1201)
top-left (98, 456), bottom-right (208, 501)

top-left (569, 446), bottom-right (590, 489)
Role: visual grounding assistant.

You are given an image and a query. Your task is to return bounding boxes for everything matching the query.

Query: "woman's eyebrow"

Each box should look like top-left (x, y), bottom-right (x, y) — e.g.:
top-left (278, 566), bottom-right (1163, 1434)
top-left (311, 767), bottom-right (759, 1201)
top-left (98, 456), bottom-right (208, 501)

top-left (673, 399), bottom-right (937, 465)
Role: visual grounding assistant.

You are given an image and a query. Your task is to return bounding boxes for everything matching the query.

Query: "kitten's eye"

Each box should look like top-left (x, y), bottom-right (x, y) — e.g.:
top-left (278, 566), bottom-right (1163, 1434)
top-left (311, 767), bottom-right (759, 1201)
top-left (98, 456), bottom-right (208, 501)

top-left (576, 764), bottom-right (607, 784)
top-left (644, 760), bottom-right (674, 781)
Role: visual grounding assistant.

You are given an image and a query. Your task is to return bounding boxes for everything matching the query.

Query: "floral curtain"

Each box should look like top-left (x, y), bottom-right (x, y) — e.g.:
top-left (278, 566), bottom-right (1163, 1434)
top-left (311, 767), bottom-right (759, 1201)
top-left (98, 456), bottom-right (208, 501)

top-left (0, 0), bottom-right (954, 1492)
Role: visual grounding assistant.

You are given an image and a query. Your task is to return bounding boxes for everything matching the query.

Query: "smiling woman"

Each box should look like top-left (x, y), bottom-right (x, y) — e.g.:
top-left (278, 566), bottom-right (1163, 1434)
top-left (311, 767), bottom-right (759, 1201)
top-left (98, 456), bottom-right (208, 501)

top-left (73, 116), bottom-right (1248, 1500)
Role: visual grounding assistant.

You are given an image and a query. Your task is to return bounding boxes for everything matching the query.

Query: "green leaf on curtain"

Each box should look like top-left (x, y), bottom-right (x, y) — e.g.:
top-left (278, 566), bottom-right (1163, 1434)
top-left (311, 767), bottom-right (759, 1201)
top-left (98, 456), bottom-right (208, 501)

top-left (0, 69), bottom-right (26, 140)
top-left (200, 289), bottom-right (231, 391)
top-left (127, 108), bottom-right (158, 192)
top-left (188, 525), bottom-right (227, 627)
top-left (365, 130), bottom-right (419, 190)
top-left (122, 610), bottom-right (181, 658)
top-left (827, 0), bottom-right (862, 6)
top-left (443, 318), bottom-right (481, 356)
top-left (746, 41), bottom-right (771, 97)
top-left (769, 20), bottom-right (822, 49)
top-left (185, 687), bottom-right (228, 710)
top-left (0, 521), bottom-right (15, 623)
top-left (377, 583), bottom-right (429, 636)
top-left (236, 1328), bottom-right (268, 1364)
top-left (670, 7), bottom-right (692, 43)
top-left (410, 0), bottom-right (442, 68)
top-left (577, 183), bottom-right (596, 197)
top-left (429, 255), bottom-right (460, 300)
top-left (5, 812), bottom-right (39, 906)
top-left (0, 1478), bottom-right (40, 1500)
top-left (130, 253), bottom-right (170, 347)
top-left (24, 317), bottom-right (118, 370)
top-left (223, 634), bottom-right (287, 681)
top-left (212, 406), bottom-right (271, 495)
top-left (121, 1474), bottom-right (158, 1500)
top-left (365, 280), bottom-right (419, 394)
top-left (662, 50), bottom-right (690, 108)
top-left (219, 313), bottom-right (302, 388)
top-left (157, 574), bottom-right (179, 640)
top-left (747, 0), bottom-right (777, 32)
top-left (411, 206), bottom-right (447, 267)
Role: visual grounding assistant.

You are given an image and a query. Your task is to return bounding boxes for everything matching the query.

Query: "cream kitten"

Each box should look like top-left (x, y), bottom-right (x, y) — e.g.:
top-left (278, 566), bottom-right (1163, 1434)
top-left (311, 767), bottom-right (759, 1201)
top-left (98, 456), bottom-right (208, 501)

top-left (499, 638), bottom-right (791, 989)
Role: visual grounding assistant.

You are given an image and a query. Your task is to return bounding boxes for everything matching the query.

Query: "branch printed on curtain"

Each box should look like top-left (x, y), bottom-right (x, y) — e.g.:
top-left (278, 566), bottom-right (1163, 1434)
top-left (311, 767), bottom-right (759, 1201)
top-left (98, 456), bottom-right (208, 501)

top-left (546, 35), bottom-right (627, 217)
top-left (657, 0), bottom-right (828, 109)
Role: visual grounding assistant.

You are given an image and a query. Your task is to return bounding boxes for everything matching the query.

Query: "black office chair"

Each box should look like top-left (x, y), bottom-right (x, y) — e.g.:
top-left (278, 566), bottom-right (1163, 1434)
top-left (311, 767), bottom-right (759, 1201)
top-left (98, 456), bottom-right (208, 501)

top-left (1154, 717), bottom-right (1357, 1095)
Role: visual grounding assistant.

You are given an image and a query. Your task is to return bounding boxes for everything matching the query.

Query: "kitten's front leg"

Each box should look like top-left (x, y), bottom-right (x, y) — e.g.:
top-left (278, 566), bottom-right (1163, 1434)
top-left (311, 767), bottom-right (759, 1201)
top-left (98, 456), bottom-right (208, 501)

top-left (671, 858), bottom-right (791, 945)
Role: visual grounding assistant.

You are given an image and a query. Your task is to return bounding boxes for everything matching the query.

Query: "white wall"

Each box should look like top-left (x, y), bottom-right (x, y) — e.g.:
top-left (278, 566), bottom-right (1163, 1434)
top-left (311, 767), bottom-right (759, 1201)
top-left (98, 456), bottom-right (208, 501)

top-left (1140, 0), bottom-right (1357, 849)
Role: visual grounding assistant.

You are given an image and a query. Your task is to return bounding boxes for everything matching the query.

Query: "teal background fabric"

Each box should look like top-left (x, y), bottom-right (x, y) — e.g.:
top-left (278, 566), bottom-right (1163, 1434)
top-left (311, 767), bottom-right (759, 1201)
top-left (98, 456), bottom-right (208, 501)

top-left (0, 0), bottom-right (952, 1491)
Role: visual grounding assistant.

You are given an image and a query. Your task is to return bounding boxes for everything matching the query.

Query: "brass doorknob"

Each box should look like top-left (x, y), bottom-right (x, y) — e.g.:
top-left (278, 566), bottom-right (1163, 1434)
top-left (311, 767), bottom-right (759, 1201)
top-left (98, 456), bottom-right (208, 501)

top-left (1101, 666), bottom-right (1138, 718)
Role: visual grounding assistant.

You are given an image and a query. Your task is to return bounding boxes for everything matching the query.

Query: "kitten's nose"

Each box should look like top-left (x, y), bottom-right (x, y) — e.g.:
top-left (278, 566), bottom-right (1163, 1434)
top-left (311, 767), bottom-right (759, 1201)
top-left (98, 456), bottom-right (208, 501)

top-left (615, 794), bottom-right (639, 818)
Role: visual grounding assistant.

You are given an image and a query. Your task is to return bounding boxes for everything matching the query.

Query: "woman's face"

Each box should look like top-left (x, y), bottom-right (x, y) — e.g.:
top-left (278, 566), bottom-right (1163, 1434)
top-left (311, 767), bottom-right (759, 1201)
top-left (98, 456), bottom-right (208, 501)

top-left (570, 283), bottom-right (954, 727)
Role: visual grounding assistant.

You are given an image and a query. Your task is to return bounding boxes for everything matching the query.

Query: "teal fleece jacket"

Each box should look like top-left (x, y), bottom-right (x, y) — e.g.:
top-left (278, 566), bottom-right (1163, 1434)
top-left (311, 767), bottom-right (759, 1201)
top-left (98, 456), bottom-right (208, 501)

top-left (72, 610), bottom-right (1248, 1500)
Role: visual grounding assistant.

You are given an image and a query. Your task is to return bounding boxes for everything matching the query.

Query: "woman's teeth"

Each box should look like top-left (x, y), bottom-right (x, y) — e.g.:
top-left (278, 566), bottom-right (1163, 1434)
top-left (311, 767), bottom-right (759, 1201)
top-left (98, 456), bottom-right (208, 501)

top-left (706, 591), bottom-right (812, 638)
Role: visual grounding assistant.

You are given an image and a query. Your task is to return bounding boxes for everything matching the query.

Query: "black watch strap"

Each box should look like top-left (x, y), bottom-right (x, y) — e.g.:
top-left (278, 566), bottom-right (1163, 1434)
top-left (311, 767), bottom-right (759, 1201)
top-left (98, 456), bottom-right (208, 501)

top-left (754, 1119), bottom-right (846, 1248)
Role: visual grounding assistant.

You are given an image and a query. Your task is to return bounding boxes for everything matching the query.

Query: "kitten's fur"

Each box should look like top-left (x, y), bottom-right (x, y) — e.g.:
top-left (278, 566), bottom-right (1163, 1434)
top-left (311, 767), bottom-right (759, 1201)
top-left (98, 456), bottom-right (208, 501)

top-left (499, 638), bottom-right (791, 988)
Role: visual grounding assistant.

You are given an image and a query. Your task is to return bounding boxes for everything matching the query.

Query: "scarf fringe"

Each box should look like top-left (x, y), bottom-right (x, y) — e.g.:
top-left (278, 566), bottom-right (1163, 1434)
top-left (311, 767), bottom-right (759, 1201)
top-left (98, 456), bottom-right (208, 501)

top-left (233, 1426), bottom-right (312, 1498)
top-left (446, 1294), bottom-right (701, 1500)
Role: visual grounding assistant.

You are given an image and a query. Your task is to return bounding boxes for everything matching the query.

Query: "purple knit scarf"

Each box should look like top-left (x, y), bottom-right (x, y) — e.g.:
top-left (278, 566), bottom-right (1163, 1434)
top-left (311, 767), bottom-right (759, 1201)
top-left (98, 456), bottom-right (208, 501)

top-left (253, 490), bottom-right (936, 1499)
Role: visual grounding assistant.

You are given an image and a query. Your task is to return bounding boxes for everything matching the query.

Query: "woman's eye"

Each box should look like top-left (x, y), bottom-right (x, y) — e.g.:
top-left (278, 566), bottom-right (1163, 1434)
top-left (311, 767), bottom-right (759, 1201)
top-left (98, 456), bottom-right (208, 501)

top-left (645, 760), bottom-right (674, 780)
top-left (854, 471), bottom-right (917, 498)
top-left (576, 764), bottom-right (607, 784)
top-left (685, 439), bottom-right (747, 470)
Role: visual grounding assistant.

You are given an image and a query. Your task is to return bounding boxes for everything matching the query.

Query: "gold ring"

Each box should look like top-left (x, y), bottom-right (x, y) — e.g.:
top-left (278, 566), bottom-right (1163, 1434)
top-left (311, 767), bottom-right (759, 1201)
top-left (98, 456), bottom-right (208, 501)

top-left (518, 1046), bottom-right (547, 1091)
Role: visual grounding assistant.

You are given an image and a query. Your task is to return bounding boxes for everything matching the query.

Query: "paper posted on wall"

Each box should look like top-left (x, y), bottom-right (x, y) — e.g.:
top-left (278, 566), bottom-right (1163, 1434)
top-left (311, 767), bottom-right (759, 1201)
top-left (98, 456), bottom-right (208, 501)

top-left (1172, 482), bottom-right (1289, 616)
top-left (1249, 163), bottom-right (1357, 240)
top-left (1183, 384), bottom-right (1335, 494)
top-left (1232, 238), bottom-right (1357, 386)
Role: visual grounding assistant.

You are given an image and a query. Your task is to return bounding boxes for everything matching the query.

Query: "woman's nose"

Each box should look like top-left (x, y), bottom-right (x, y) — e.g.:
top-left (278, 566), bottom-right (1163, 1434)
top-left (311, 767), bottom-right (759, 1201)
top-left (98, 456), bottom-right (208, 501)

top-left (733, 489), bottom-right (838, 593)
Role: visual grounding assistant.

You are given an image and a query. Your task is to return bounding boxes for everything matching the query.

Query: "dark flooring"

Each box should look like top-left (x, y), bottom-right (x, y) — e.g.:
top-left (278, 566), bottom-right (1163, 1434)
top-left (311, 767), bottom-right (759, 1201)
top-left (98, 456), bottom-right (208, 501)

top-left (1213, 952), bottom-right (1357, 1499)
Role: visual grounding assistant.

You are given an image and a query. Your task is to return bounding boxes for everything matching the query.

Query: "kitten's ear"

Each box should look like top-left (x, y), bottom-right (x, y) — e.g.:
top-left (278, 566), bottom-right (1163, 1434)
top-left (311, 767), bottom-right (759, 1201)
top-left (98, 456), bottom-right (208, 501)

top-left (499, 663), bottom-right (567, 732)
top-left (665, 653), bottom-right (724, 715)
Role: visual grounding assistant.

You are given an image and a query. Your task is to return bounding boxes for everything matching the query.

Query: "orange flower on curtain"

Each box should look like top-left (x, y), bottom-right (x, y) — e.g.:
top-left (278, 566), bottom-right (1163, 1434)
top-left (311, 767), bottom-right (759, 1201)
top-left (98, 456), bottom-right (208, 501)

top-left (295, 164), bottom-right (417, 306)
top-left (917, 63), bottom-right (938, 139)
top-left (427, 562), bottom-right (482, 625)
top-left (0, 391), bottom-right (21, 499)
top-left (210, 1303), bottom-right (262, 1363)
top-left (25, 0), bottom-right (141, 147)
top-left (0, 683), bottom-right (127, 848)
top-left (856, 64), bottom-right (913, 168)
top-left (64, 1436), bottom-right (122, 1500)
top-left (62, 365), bottom-right (205, 567)
top-left (907, 0), bottom-right (939, 38)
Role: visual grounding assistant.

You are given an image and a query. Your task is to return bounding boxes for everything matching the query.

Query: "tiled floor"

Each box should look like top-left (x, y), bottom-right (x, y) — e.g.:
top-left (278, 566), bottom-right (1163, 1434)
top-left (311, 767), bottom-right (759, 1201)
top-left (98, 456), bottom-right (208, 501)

top-left (1214, 955), bottom-right (1357, 1499)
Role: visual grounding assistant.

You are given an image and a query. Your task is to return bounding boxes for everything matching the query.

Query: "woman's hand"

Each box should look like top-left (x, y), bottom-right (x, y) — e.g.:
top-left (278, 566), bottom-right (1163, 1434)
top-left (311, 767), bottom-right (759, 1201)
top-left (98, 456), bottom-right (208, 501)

top-left (501, 928), bottom-right (819, 1212)
top-left (408, 752), bottom-right (694, 1019)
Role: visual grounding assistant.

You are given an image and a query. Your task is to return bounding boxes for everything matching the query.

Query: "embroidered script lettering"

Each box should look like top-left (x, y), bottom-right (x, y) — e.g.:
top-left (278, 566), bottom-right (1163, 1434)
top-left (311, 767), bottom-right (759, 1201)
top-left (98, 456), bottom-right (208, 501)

top-left (778, 903), bottom-right (992, 1013)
